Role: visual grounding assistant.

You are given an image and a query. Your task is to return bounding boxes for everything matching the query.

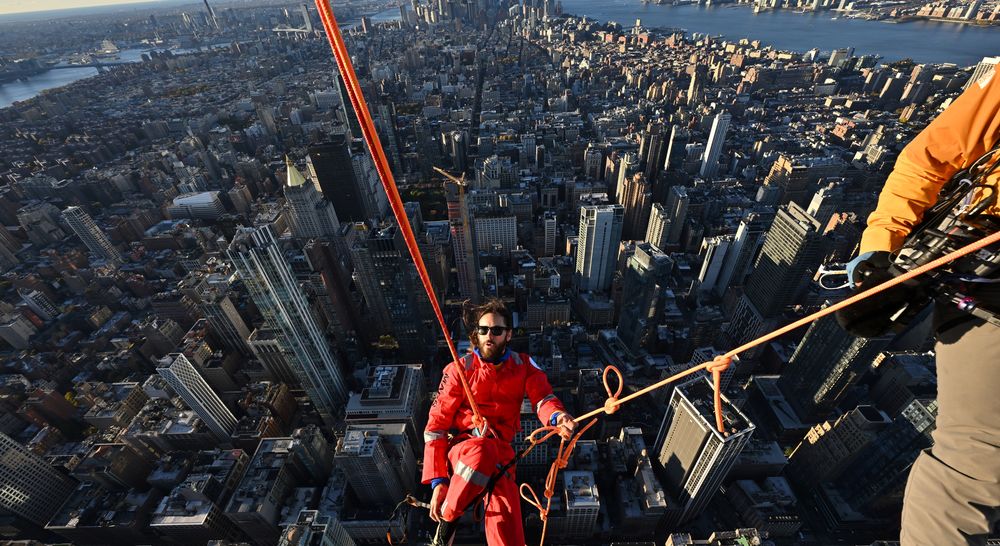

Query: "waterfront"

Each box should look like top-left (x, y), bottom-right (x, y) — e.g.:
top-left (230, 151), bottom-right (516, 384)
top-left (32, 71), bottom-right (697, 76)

top-left (561, 0), bottom-right (997, 65)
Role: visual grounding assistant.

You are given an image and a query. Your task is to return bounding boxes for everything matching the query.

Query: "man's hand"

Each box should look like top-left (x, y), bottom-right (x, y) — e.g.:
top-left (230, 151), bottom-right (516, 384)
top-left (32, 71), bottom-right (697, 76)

top-left (555, 413), bottom-right (577, 441)
top-left (846, 250), bottom-right (893, 288)
top-left (836, 250), bottom-right (930, 338)
top-left (429, 483), bottom-right (448, 522)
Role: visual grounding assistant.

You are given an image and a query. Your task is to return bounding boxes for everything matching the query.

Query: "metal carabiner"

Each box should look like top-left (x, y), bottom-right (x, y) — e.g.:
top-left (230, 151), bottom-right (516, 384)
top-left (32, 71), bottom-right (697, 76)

top-left (817, 264), bottom-right (852, 290)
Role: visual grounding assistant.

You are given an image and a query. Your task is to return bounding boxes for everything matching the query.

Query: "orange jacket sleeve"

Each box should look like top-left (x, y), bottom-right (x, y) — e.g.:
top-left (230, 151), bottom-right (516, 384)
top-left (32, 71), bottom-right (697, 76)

top-left (524, 355), bottom-right (566, 427)
top-left (422, 360), bottom-right (465, 484)
top-left (861, 69), bottom-right (1000, 254)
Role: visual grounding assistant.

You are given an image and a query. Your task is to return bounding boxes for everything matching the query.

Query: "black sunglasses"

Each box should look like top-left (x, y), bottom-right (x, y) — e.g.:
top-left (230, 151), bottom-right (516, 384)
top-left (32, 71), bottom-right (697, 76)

top-left (475, 325), bottom-right (510, 336)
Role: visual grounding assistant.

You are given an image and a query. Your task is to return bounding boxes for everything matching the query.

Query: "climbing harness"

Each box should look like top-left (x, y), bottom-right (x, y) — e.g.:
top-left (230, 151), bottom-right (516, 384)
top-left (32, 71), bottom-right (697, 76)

top-left (313, 2), bottom-right (1000, 543)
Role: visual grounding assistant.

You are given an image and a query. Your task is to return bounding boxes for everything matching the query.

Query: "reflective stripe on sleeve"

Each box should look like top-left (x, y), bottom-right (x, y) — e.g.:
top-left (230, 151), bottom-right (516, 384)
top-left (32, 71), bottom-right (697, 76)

top-left (424, 430), bottom-right (446, 442)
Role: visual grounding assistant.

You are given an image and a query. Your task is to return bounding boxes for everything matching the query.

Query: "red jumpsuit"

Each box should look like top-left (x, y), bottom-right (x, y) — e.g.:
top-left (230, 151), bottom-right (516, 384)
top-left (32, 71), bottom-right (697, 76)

top-left (423, 349), bottom-right (566, 546)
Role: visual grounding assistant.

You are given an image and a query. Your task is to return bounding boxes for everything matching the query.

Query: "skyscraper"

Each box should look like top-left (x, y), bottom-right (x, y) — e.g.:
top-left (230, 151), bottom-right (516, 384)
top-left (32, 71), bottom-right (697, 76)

top-left (614, 152), bottom-right (640, 204)
top-left (307, 135), bottom-right (366, 223)
top-left (699, 112), bottom-right (731, 179)
top-left (742, 203), bottom-right (823, 318)
top-left (0, 432), bottom-right (77, 528)
top-left (640, 121), bottom-right (668, 181)
top-left (543, 211), bottom-right (558, 256)
top-left (697, 235), bottom-right (735, 295)
top-left (334, 428), bottom-right (404, 507)
top-left (18, 288), bottom-right (59, 321)
top-left (653, 377), bottom-right (755, 527)
top-left (157, 353), bottom-right (237, 442)
top-left (62, 206), bottom-right (121, 262)
top-left (645, 202), bottom-right (671, 252)
top-left (228, 225), bottom-right (348, 425)
top-left (713, 212), bottom-right (770, 298)
top-left (665, 186), bottom-right (689, 248)
top-left (575, 204), bottom-right (624, 293)
top-left (563, 471), bottom-right (600, 539)
top-left (617, 243), bottom-right (673, 352)
top-left (663, 125), bottom-right (690, 173)
top-left (777, 310), bottom-right (891, 421)
top-left (834, 399), bottom-right (937, 513)
top-left (786, 405), bottom-right (890, 486)
top-left (284, 157), bottom-right (340, 239)
top-left (725, 205), bottom-right (822, 362)
top-left (447, 181), bottom-right (480, 302)
top-left (619, 172), bottom-right (654, 241)
top-left (965, 56), bottom-right (999, 89)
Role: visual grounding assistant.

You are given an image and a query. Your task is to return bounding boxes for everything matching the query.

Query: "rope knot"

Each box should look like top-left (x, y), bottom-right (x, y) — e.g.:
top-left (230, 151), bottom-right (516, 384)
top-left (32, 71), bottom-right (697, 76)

top-left (602, 366), bottom-right (624, 415)
top-left (707, 355), bottom-right (732, 374)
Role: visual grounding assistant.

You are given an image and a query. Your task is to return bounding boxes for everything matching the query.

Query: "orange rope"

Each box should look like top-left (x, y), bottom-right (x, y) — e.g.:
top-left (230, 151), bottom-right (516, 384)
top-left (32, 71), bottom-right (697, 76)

top-left (314, 0), bottom-right (487, 432)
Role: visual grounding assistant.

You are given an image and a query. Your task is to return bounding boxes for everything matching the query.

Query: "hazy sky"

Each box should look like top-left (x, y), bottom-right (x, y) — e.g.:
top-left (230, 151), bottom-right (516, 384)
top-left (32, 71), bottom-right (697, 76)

top-left (0, 0), bottom-right (160, 16)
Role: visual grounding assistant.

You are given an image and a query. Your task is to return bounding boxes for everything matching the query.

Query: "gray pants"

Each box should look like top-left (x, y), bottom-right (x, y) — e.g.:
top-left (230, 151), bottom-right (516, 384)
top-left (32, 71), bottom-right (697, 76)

top-left (901, 306), bottom-right (1000, 545)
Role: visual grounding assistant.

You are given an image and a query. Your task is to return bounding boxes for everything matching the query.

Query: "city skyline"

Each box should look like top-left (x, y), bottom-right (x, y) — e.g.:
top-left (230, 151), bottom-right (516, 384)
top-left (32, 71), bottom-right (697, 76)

top-left (0, 0), bottom-right (994, 544)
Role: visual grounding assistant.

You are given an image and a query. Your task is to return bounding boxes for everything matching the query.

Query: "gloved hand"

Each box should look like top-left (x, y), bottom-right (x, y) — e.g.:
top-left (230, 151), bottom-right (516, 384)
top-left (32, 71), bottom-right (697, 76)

top-left (836, 250), bottom-right (928, 338)
top-left (846, 250), bottom-right (891, 288)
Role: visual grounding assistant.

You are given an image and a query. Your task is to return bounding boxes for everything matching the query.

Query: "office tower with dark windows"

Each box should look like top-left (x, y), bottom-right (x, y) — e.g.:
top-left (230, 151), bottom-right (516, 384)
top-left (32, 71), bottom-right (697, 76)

top-left (614, 152), bottom-right (640, 204)
top-left (617, 243), bottom-right (673, 352)
top-left (620, 171), bottom-right (654, 241)
top-left (62, 206), bottom-right (121, 262)
top-left (0, 432), bottom-right (77, 529)
top-left (778, 310), bottom-right (891, 422)
top-left (228, 225), bottom-right (348, 425)
top-left (654, 377), bottom-right (755, 527)
top-left (157, 353), bottom-right (237, 442)
top-left (307, 135), bottom-right (367, 223)
top-left (834, 399), bottom-right (937, 514)
top-left (664, 125), bottom-right (690, 173)
top-left (700, 112), bottom-right (731, 179)
top-left (725, 203), bottom-right (822, 360)
top-left (18, 288), bottom-right (59, 321)
top-left (334, 428), bottom-right (405, 507)
top-left (640, 121), bottom-right (668, 181)
top-left (787, 405), bottom-right (890, 486)
top-left (576, 204), bottom-right (624, 293)
top-left (715, 212), bottom-right (771, 299)
top-left (284, 157), bottom-right (340, 239)
top-left (665, 186), bottom-right (689, 248)
top-left (447, 181), bottom-right (480, 302)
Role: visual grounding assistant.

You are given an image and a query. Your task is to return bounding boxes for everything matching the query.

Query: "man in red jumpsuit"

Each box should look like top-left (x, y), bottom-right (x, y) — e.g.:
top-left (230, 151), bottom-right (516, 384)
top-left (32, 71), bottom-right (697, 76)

top-left (423, 298), bottom-right (576, 546)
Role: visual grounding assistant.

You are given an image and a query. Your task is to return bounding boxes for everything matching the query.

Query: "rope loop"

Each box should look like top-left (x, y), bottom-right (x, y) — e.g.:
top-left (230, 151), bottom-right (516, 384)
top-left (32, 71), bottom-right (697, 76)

top-left (602, 366), bottom-right (623, 415)
top-left (519, 483), bottom-right (547, 520)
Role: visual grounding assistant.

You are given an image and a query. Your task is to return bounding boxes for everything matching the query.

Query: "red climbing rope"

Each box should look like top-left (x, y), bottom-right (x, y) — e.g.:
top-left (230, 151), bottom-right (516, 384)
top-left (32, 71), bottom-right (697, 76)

top-left (314, 0), bottom-right (488, 433)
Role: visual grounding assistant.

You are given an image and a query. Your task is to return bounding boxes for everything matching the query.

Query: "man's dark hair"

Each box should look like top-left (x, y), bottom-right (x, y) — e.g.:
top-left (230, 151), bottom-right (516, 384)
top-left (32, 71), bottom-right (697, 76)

top-left (465, 298), bottom-right (514, 346)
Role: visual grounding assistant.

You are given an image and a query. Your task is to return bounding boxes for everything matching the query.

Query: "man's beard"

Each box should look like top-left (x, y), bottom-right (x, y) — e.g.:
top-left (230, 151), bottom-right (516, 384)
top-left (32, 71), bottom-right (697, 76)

top-left (479, 339), bottom-right (507, 362)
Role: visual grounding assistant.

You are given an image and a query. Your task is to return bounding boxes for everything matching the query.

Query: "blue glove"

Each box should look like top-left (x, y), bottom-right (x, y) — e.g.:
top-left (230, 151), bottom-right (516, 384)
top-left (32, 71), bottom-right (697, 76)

top-left (430, 478), bottom-right (449, 490)
top-left (846, 250), bottom-right (892, 288)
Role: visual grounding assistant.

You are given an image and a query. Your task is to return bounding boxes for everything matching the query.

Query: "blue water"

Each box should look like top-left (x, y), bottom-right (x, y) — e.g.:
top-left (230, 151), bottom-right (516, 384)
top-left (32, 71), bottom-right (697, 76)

top-left (560, 0), bottom-right (997, 65)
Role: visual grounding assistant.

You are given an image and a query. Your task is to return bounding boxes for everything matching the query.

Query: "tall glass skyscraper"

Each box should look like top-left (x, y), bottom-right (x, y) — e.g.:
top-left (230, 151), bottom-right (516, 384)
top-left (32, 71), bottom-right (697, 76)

top-left (228, 225), bottom-right (348, 425)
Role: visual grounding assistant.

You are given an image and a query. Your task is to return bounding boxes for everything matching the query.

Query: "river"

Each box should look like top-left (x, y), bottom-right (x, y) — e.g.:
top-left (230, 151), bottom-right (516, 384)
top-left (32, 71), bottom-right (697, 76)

top-left (3, 2), bottom-right (993, 108)
top-left (560, 0), bottom-right (997, 65)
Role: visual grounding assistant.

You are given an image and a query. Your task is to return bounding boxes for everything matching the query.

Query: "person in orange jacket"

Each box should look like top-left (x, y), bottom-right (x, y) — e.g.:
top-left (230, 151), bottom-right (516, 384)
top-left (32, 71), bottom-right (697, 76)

top-left (843, 66), bottom-right (1000, 545)
top-left (423, 298), bottom-right (576, 546)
